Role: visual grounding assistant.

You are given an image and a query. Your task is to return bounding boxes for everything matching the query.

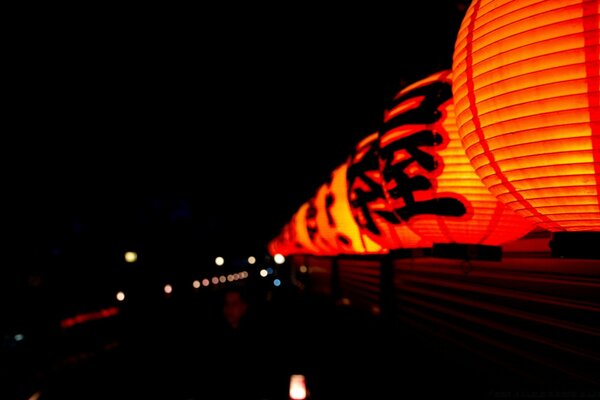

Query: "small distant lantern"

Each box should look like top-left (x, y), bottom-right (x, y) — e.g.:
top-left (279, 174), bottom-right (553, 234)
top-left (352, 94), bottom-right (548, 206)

top-left (290, 201), bottom-right (337, 256)
top-left (378, 70), bottom-right (535, 255)
top-left (268, 222), bottom-right (299, 257)
top-left (314, 163), bottom-right (384, 254)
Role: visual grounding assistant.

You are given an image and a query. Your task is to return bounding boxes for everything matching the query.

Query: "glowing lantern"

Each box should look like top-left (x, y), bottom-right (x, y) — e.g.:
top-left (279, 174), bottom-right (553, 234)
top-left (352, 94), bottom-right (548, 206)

top-left (289, 374), bottom-right (307, 400)
top-left (291, 200), bottom-right (337, 255)
top-left (452, 0), bottom-right (600, 232)
top-left (267, 227), bottom-right (293, 257)
top-left (347, 133), bottom-right (432, 250)
top-left (267, 239), bottom-right (282, 257)
top-left (268, 221), bottom-right (301, 257)
top-left (313, 163), bottom-right (384, 254)
top-left (305, 197), bottom-right (339, 255)
top-left (378, 70), bottom-right (535, 247)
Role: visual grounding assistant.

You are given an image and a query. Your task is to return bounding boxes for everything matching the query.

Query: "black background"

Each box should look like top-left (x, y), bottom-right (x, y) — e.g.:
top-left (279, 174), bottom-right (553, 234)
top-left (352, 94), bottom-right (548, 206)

top-left (6, 2), bottom-right (469, 259)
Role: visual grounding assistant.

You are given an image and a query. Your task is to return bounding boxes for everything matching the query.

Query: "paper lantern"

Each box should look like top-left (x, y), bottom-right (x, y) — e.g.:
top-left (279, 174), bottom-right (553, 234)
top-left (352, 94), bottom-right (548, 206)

top-left (378, 70), bottom-right (535, 246)
top-left (347, 133), bottom-right (432, 250)
top-left (268, 221), bottom-right (300, 257)
top-left (291, 200), bottom-right (337, 256)
top-left (452, 0), bottom-right (600, 232)
top-left (267, 229), bottom-right (291, 257)
top-left (313, 163), bottom-right (384, 254)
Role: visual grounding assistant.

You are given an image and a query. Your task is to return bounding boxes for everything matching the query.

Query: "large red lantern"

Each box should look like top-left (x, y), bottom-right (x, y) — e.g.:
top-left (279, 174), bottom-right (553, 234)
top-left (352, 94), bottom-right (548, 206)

top-left (452, 0), bottom-right (600, 233)
top-left (378, 70), bottom-right (535, 248)
top-left (314, 163), bottom-right (384, 254)
top-left (347, 133), bottom-right (432, 250)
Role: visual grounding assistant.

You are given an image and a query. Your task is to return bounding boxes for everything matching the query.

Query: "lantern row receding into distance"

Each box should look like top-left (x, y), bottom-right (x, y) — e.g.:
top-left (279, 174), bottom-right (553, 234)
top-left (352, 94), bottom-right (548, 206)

top-left (268, 66), bottom-right (538, 257)
top-left (269, 0), bottom-right (600, 259)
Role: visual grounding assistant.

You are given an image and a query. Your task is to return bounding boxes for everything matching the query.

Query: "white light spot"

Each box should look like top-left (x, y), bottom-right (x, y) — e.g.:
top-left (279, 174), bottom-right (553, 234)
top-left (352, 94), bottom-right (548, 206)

top-left (260, 269), bottom-right (268, 277)
top-left (274, 253), bottom-right (285, 264)
top-left (215, 257), bottom-right (224, 266)
top-left (247, 256), bottom-right (256, 264)
top-left (289, 374), bottom-right (307, 400)
top-left (164, 284), bottom-right (173, 294)
top-left (193, 280), bottom-right (201, 289)
top-left (116, 291), bottom-right (126, 302)
top-left (124, 251), bottom-right (138, 263)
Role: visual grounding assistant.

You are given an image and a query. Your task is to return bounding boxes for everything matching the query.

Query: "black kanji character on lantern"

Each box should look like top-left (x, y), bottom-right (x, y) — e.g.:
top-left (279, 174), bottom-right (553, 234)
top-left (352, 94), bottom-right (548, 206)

top-left (325, 193), bottom-right (335, 227)
top-left (306, 199), bottom-right (319, 243)
top-left (379, 79), bottom-right (467, 222)
top-left (324, 177), bottom-right (352, 247)
top-left (347, 141), bottom-right (401, 237)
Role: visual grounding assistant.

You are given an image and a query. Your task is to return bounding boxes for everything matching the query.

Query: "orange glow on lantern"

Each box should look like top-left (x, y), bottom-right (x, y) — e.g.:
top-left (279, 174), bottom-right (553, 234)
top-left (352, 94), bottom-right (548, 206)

top-left (267, 234), bottom-right (290, 257)
top-left (314, 163), bottom-right (384, 254)
top-left (347, 133), bottom-right (432, 249)
top-left (452, 0), bottom-right (600, 232)
top-left (379, 70), bottom-right (535, 246)
top-left (290, 201), bottom-right (337, 255)
top-left (268, 221), bottom-right (301, 257)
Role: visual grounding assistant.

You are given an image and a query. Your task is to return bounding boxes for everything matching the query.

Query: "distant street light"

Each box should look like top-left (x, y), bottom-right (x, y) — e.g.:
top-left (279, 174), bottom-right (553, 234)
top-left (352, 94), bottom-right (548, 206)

top-left (124, 251), bottom-right (138, 263)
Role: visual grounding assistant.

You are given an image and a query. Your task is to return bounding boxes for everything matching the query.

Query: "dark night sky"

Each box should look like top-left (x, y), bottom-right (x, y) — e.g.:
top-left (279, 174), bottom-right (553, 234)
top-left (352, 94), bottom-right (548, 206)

top-left (7, 2), bottom-right (469, 260)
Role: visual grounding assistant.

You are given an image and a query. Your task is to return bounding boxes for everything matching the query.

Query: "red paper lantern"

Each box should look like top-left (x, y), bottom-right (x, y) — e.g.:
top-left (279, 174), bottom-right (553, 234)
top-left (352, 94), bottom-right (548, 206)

top-left (314, 163), bottom-right (384, 254)
top-left (291, 200), bottom-right (337, 256)
top-left (452, 0), bottom-right (600, 232)
top-left (347, 133), bottom-right (432, 249)
top-left (378, 70), bottom-right (535, 246)
top-left (268, 221), bottom-right (299, 256)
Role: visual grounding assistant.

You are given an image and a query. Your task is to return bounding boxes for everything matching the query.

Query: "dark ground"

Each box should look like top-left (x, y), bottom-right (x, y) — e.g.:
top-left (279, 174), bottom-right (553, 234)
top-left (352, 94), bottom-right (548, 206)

top-left (4, 281), bottom-right (597, 400)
